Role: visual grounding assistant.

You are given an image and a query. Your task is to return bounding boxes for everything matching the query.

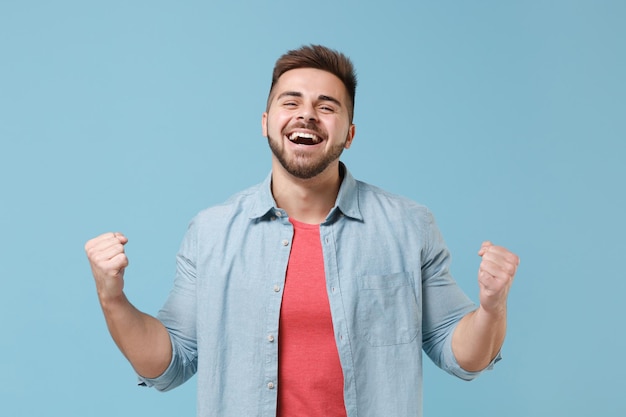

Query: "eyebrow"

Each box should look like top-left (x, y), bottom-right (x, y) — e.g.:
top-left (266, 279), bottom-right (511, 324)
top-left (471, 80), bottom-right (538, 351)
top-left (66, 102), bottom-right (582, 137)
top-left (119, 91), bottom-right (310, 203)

top-left (277, 91), bottom-right (343, 107)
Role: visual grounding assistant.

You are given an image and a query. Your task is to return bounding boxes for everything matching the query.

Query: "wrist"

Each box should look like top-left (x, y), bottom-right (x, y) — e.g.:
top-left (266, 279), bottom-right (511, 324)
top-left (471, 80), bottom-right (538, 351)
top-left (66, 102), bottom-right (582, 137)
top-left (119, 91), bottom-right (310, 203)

top-left (477, 303), bottom-right (507, 322)
top-left (99, 291), bottom-right (130, 314)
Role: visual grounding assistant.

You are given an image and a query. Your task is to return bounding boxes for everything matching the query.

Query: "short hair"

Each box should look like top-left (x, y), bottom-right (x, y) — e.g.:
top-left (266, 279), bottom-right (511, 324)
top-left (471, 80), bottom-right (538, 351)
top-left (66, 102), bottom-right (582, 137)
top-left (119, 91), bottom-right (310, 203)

top-left (267, 45), bottom-right (357, 122)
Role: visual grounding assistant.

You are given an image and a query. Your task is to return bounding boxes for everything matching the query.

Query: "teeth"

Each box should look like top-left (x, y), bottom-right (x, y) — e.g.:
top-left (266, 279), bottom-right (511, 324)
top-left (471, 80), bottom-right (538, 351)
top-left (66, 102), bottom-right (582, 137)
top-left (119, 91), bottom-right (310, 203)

top-left (288, 132), bottom-right (320, 142)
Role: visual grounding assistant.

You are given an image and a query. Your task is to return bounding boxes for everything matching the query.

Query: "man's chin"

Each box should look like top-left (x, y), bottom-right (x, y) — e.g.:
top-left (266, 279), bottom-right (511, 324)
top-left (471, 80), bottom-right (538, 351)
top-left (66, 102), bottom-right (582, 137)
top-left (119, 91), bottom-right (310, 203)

top-left (268, 137), bottom-right (343, 180)
top-left (283, 164), bottom-right (326, 180)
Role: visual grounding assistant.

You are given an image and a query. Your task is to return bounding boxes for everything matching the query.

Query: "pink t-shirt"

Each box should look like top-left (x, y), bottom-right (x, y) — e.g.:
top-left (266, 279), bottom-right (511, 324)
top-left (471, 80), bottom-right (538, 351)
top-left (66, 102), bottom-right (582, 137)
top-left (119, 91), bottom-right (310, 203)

top-left (277, 218), bottom-right (347, 417)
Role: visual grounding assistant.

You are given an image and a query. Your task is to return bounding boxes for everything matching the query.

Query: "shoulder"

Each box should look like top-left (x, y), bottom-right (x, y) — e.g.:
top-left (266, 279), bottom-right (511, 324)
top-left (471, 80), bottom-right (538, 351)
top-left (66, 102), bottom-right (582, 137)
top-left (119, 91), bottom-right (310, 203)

top-left (190, 181), bottom-right (265, 229)
top-left (355, 179), bottom-right (434, 221)
top-left (177, 181), bottom-right (268, 255)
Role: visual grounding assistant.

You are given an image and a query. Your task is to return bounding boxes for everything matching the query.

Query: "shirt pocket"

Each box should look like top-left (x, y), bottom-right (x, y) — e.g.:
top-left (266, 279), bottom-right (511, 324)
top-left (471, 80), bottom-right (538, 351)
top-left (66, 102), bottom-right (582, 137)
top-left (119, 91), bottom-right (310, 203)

top-left (356, 271), bottom-right (420, 347)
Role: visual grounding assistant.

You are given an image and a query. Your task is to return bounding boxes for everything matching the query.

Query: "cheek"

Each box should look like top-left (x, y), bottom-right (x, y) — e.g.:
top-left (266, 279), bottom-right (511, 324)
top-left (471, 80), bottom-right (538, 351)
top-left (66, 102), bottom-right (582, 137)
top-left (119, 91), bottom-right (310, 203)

top-left (334, 123), bottom-right (352, 142)
top-left (266, 113), bottom-right (291, 134)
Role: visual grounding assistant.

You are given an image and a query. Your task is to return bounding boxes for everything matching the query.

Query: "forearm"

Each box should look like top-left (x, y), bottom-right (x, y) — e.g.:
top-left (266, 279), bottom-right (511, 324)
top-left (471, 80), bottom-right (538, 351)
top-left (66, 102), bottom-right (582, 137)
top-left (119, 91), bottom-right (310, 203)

top-left (451, 306), bottom-right (506, 372)
top-left (100, 293), bottom-right (172, 379)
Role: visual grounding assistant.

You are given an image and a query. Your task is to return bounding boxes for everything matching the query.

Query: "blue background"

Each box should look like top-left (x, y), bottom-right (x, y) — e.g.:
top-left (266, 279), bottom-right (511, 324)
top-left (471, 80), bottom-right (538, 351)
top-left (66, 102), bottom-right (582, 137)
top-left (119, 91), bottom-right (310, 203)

top-left (1, 1), bottom-right (624, 416)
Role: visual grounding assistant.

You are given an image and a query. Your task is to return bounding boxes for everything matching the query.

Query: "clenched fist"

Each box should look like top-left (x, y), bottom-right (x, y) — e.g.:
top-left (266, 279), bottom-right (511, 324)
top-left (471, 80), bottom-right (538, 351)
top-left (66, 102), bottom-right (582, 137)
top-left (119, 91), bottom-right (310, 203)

top-left (476, 241), bottom-right (520, 315)
top-left (85, 232), bottom-right (129, 303)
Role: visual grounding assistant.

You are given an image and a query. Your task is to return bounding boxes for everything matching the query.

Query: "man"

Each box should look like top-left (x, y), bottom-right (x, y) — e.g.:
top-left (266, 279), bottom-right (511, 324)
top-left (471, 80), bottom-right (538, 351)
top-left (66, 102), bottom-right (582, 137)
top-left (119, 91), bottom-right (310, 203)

top-left (85, 45), bottom-right (519, 417)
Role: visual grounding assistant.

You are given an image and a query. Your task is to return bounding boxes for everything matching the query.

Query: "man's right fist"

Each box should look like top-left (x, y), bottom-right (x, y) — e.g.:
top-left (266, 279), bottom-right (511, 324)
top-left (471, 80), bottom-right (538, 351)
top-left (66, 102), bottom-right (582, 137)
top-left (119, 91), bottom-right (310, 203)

top-left (85, 232), bottom-right (129, 302)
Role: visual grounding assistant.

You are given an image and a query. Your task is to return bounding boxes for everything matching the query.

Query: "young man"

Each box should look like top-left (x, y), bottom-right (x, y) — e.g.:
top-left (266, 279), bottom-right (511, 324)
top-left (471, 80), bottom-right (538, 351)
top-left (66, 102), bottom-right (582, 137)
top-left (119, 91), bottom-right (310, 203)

top-left (85, 45), bottom-right (519, 417)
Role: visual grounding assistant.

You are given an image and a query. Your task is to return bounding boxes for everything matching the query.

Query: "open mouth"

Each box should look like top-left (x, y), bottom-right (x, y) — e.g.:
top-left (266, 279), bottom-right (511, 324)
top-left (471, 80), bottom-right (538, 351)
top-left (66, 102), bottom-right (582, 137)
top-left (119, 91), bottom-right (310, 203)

top-left (288, 132), bottom-right (322, 145)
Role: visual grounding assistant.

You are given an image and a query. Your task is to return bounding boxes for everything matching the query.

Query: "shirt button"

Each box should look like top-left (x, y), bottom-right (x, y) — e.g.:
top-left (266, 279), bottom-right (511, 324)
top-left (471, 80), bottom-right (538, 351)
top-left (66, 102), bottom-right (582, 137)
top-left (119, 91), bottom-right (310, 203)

top-left (267, 334), bottom-right (275, 342)
top-left (282, 239), bottom-right (289, 246)
top-left (275, 211), bottom-right (283, 217)
top-left (273, 285), bottom-right (281, 292)
top-left (267, 382), bottom-right (275, 389)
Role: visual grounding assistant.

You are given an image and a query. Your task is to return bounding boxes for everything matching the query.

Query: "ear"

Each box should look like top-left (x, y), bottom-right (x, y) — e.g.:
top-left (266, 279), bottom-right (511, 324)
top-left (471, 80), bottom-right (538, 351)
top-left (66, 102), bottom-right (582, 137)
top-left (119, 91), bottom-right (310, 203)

top-left (344, 124), bottom-right (356, 149)
top-left (261, 112), bottom-right (268, 137)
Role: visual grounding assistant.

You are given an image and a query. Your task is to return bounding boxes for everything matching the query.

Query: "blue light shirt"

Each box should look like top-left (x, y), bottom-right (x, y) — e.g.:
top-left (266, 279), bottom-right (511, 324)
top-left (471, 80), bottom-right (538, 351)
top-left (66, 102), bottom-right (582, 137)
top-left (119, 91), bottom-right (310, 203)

top-left (138, 164), bottom-right (500, 417)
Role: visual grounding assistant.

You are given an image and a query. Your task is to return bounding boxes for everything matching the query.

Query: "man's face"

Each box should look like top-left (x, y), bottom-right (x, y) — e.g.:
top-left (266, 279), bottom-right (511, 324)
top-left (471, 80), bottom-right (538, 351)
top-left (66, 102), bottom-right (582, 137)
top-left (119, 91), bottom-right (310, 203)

top-left (262, 68), bottom-right (355, 180)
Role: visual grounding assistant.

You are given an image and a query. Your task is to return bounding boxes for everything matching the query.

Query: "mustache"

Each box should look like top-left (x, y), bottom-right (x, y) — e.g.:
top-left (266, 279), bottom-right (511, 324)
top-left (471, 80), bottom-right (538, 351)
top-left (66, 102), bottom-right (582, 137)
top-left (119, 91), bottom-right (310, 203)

top-left (284, 121), bottom-right (326, 137)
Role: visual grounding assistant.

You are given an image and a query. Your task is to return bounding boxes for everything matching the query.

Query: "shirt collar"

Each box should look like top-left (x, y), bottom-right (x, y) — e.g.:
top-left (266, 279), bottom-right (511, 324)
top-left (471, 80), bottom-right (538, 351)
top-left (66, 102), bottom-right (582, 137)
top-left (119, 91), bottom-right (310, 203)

top-left (247, 162), bottom-right (363, 222)
top-left (332, 162), bottom-right (363, 222)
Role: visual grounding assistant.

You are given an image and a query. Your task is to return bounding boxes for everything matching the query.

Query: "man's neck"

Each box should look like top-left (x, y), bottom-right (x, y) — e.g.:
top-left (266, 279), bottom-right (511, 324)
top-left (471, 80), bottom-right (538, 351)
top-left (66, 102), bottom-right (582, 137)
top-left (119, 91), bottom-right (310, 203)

top-left (271, 162), bottom-right (343, 225)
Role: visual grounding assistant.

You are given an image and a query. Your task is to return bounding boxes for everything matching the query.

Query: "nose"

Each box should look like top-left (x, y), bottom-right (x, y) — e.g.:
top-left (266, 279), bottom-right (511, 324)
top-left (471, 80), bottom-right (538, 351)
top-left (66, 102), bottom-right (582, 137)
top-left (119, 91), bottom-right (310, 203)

top-left (298, 103), bottom-right (318, 122)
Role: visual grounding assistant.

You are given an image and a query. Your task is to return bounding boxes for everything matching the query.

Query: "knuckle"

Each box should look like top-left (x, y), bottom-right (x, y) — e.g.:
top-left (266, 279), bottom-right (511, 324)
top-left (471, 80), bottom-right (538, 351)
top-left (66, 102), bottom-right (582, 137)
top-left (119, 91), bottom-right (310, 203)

top-left (86, 247), bottom-right (98, 260)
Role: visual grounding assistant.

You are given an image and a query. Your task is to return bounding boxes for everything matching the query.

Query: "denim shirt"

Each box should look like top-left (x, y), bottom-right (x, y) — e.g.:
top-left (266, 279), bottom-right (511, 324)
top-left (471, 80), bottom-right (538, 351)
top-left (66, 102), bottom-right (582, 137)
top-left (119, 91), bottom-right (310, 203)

top-left (139, 164), bottom-right (499, 417)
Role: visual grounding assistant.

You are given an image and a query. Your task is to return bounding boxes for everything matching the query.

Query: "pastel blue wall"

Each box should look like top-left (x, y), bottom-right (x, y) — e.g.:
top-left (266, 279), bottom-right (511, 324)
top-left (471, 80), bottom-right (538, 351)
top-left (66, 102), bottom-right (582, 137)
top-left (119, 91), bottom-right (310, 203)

top-left (1, 1), bottom-right (624, 416)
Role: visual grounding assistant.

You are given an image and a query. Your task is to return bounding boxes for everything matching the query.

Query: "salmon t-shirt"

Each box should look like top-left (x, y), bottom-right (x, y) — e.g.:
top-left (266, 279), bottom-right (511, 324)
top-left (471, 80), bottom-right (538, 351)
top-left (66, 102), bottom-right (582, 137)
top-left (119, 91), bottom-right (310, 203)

top-left (277, 218), bottom-right (347, 417)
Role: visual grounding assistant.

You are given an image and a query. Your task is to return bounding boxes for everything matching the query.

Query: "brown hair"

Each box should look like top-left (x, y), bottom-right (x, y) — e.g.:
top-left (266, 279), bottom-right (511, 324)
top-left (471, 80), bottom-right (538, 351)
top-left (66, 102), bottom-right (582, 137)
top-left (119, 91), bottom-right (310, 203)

top-left (267, 45), bottom-right (357, 122)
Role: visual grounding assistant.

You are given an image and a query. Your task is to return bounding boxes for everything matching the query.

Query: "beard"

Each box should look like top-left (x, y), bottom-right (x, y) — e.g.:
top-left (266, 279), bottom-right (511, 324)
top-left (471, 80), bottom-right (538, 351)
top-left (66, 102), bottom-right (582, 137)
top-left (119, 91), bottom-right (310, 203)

top-left (267, 123), bottom-right (347, 180)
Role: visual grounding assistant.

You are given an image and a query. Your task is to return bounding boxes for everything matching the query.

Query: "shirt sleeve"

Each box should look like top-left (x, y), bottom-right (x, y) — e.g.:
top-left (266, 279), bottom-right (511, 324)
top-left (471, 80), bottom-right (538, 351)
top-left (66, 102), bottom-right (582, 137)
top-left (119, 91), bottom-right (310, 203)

top-left (419, 209), bottom-right (501, 380)
top-left (440, 331), bottom-right (502, 381)
top-left (137, 220), bottom-right (200, 391)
